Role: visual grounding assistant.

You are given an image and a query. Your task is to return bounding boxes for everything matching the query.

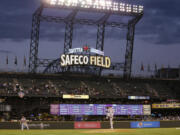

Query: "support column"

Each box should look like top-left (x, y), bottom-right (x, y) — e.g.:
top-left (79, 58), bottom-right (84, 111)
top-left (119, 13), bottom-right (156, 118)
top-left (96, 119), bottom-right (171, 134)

top-left (96, 24), bottom-right (105, 51)
top-left (64, 10), bottom-right (77, 54)
top-left (123, 15), bottom-right (143, 79)
top-left (96, 14), bottom-right (110, 50)
top-left (124, 24), bottom-right (135, 79)
top-left (96, 24), bottom-right (105, 76)
top-left (29, 6), bottom-right (43, 73)
top-left (96, 14), bottom-right (110, 76)
top-left (64, 22), bottom-right (74, 54)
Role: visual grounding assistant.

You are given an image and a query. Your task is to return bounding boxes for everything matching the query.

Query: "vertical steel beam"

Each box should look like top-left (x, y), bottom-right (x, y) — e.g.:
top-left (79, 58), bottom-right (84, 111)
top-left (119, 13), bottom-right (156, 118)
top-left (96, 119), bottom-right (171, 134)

top-left (96, 14), bottom-right (110, 76)
top-left (96, 24), bottom-right (105, 51)
top-left (29, 6), bottom-right (44, 73)
top-left (123, 15), bottom-right (142, 79)
top-left (64, 21), bottom-right (74, 53)
top-left (64, 10), bottom-right (77, 54)
top-left (124, 24), bottom-right (135, 79)
top-left (96, 24), bottom-right (105, 76)
top-left (96, 14), bottom-right (110, 51)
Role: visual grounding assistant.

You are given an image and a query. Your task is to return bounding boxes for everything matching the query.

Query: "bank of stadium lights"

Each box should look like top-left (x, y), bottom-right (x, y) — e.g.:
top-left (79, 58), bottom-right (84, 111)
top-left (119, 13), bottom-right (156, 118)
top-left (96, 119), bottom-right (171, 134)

top-left (46, 0), bottom-right (144, 14)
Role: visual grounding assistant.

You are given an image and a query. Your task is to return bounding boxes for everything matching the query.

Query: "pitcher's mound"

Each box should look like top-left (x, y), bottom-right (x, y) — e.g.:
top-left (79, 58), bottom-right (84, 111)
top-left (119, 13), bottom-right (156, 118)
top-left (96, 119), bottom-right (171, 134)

top-left (82, 129), bottom-right (135, 133)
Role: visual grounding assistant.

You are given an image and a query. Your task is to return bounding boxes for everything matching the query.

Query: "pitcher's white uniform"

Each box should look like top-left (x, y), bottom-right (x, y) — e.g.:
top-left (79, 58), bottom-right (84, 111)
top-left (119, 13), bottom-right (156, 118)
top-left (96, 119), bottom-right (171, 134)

top-left (20, 116), bottom-right (29, 130)
top-left (106, 107), bottom-right (114, 129)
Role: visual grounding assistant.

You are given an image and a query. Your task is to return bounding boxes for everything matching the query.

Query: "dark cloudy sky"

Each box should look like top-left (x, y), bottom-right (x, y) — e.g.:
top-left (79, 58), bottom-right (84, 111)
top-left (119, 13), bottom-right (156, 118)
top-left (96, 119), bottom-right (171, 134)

top-left (0, 0), bottom-right (180, 76)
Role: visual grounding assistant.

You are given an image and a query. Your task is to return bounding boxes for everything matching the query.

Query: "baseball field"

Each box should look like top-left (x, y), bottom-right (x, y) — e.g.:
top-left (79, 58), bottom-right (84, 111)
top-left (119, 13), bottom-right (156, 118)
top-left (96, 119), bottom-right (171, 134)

top-left (0, 128), bottom-right (180, 135)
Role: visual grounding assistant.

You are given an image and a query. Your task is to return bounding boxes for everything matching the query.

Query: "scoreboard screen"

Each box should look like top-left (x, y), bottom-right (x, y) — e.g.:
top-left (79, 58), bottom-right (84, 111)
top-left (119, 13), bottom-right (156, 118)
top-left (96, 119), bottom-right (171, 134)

top-left (50, 104), bottom-right (151, 115)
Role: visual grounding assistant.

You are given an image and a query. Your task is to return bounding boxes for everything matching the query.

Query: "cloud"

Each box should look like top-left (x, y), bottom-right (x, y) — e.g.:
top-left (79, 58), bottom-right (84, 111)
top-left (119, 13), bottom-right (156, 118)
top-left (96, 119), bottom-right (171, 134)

top-left (136, 0), bottom-right (180, 45)
top-left (0, 49), bottom-right (14, 54)
top-left (0, 0), bottom-right (180, 45)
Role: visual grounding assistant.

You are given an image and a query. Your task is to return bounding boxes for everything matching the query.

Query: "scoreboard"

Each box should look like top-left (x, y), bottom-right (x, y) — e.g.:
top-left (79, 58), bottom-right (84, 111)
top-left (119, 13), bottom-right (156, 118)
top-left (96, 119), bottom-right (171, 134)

top-left (51, 104), bottom-right (151, 115)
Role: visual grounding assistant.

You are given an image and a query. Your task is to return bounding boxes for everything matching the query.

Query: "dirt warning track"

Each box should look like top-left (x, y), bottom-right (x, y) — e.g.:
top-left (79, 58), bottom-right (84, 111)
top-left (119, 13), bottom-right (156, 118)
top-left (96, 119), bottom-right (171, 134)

top-left (81, 129), bottom-right (136, 133)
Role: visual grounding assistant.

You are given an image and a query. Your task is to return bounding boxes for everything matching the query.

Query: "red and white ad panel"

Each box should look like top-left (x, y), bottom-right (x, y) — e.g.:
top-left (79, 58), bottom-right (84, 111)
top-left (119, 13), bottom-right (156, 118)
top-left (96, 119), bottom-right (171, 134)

top-left (74, 122), bottom-right (101, 129)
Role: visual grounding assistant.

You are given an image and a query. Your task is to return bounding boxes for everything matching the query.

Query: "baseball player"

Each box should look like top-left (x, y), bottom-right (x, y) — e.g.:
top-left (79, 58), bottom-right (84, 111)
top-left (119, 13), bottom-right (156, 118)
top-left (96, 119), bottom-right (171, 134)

top-left (106, 106), bottom-right (114, 129)
top-left (20, 116), bottom-right (29, 130)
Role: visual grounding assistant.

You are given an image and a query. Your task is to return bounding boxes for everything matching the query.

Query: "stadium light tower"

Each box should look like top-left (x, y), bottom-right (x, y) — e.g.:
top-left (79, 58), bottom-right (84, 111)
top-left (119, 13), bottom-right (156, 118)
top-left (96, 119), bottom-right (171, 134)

top-left (29, 0), bottom-right (144, 79)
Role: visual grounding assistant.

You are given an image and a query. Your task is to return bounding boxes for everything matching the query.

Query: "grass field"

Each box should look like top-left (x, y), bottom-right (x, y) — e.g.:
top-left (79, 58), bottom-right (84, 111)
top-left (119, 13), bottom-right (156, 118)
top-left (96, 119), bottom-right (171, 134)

top-left (0, 128), bottom-right (180, 135)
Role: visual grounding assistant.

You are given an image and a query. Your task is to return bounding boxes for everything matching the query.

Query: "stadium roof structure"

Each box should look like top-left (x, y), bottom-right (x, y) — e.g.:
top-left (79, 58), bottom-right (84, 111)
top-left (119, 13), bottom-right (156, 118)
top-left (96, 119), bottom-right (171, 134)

top-left (29, 0), bottom-right (144, 78)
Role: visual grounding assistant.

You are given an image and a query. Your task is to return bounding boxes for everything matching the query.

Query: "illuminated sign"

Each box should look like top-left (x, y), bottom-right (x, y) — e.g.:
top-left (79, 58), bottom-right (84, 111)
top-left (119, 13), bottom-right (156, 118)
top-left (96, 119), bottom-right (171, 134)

top-left (60, 46), bottom-right (111, 68)
top-left (131, 121), bottom-right (160, 128)
top-left (50, 104), bottom-right (151, 115)
top-left (68, 46), bottom-right (104, 56)
top-left (60, 54), bottom-right (111, 68)
top-left (152, 103), bottom-right (180, 109)
top-left (63, 94), bottom-right (89, 99)
top-left (128, 96), bottom-right (150, 100)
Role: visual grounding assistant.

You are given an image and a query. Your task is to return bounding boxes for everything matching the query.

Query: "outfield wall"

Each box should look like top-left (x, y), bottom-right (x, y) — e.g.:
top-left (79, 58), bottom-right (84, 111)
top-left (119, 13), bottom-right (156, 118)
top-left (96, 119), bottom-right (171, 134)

top-left (0, 121), bottom-right (180, 129)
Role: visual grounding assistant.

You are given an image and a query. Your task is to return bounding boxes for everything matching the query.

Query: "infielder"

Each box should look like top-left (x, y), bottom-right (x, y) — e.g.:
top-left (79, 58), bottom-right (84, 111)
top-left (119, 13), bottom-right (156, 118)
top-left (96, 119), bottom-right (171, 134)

top-left (20, 116), bottom-right (29, 130)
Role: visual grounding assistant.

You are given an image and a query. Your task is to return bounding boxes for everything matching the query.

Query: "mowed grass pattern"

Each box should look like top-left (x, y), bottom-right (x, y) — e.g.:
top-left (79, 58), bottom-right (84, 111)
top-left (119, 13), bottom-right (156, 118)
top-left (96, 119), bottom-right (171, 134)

top-left (0, 128), bottom-right (180, 135)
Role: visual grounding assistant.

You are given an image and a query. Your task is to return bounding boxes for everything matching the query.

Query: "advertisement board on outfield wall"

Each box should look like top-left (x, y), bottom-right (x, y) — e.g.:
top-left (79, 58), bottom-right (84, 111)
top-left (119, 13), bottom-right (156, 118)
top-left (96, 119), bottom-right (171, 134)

top-left (130, 121), bottom-right (160, 128)
top-left (152, 103), bottom-right (180, 108)
top-left (74, 122), bottom-right (101, 129)
top-left (1, 121), bottom-right (180, 129)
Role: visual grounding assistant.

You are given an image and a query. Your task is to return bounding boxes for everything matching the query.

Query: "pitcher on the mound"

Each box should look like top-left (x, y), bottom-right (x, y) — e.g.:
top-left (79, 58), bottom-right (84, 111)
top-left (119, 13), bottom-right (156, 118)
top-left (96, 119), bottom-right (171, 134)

top-left (106, 106), bottom-right (114, 129)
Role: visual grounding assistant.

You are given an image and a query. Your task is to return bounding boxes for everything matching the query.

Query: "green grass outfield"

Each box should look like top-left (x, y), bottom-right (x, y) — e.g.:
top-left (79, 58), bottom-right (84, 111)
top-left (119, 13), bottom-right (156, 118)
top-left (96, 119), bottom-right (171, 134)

top-left (0, 128), bottom-right (180, 135)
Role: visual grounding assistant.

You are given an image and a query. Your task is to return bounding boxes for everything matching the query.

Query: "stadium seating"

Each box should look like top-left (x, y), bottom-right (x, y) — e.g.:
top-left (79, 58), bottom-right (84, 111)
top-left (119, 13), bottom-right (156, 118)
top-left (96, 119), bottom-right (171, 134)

top-left (0, 73), bottom-right (179, 99)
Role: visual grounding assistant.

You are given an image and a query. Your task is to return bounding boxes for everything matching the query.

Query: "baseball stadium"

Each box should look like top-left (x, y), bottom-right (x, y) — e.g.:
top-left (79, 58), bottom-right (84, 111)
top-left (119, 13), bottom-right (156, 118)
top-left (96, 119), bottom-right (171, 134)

top-left (0, 0), bottom-right (180, 135)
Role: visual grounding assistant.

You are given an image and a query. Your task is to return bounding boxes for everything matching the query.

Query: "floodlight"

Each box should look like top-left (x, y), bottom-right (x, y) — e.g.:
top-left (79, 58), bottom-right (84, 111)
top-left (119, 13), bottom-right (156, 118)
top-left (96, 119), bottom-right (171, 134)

top-left (106, 1), bottom-right (112, 10)
top-left (65, 0), bottom-right (71, 6)
top-left (139, 6), bottom-right (144, 13)
top-left (126, 4), bottom-right (131, 13)
top-left (113, 2), bottom-right (118, 11)
top-left (133, 5), bottom-right (138, 13)
top-left (86, 0), bottom-right (92, 6)
top-left (47, 0), bottom-right (143, 14)
top-left (120, 3), bottom-right (125, 12)
top-left (80, 0), bottom-right (86, 8)
top-left (50, 0), bottom-right (57, 5)
top-left (72, 0), bottom-right (78, 7)
top-left (93, 0), bottom-right (99, 9)
top-left (57, 0), bottom-right (64, 5)
top-left (99, 0), bottom-right (106, 9)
